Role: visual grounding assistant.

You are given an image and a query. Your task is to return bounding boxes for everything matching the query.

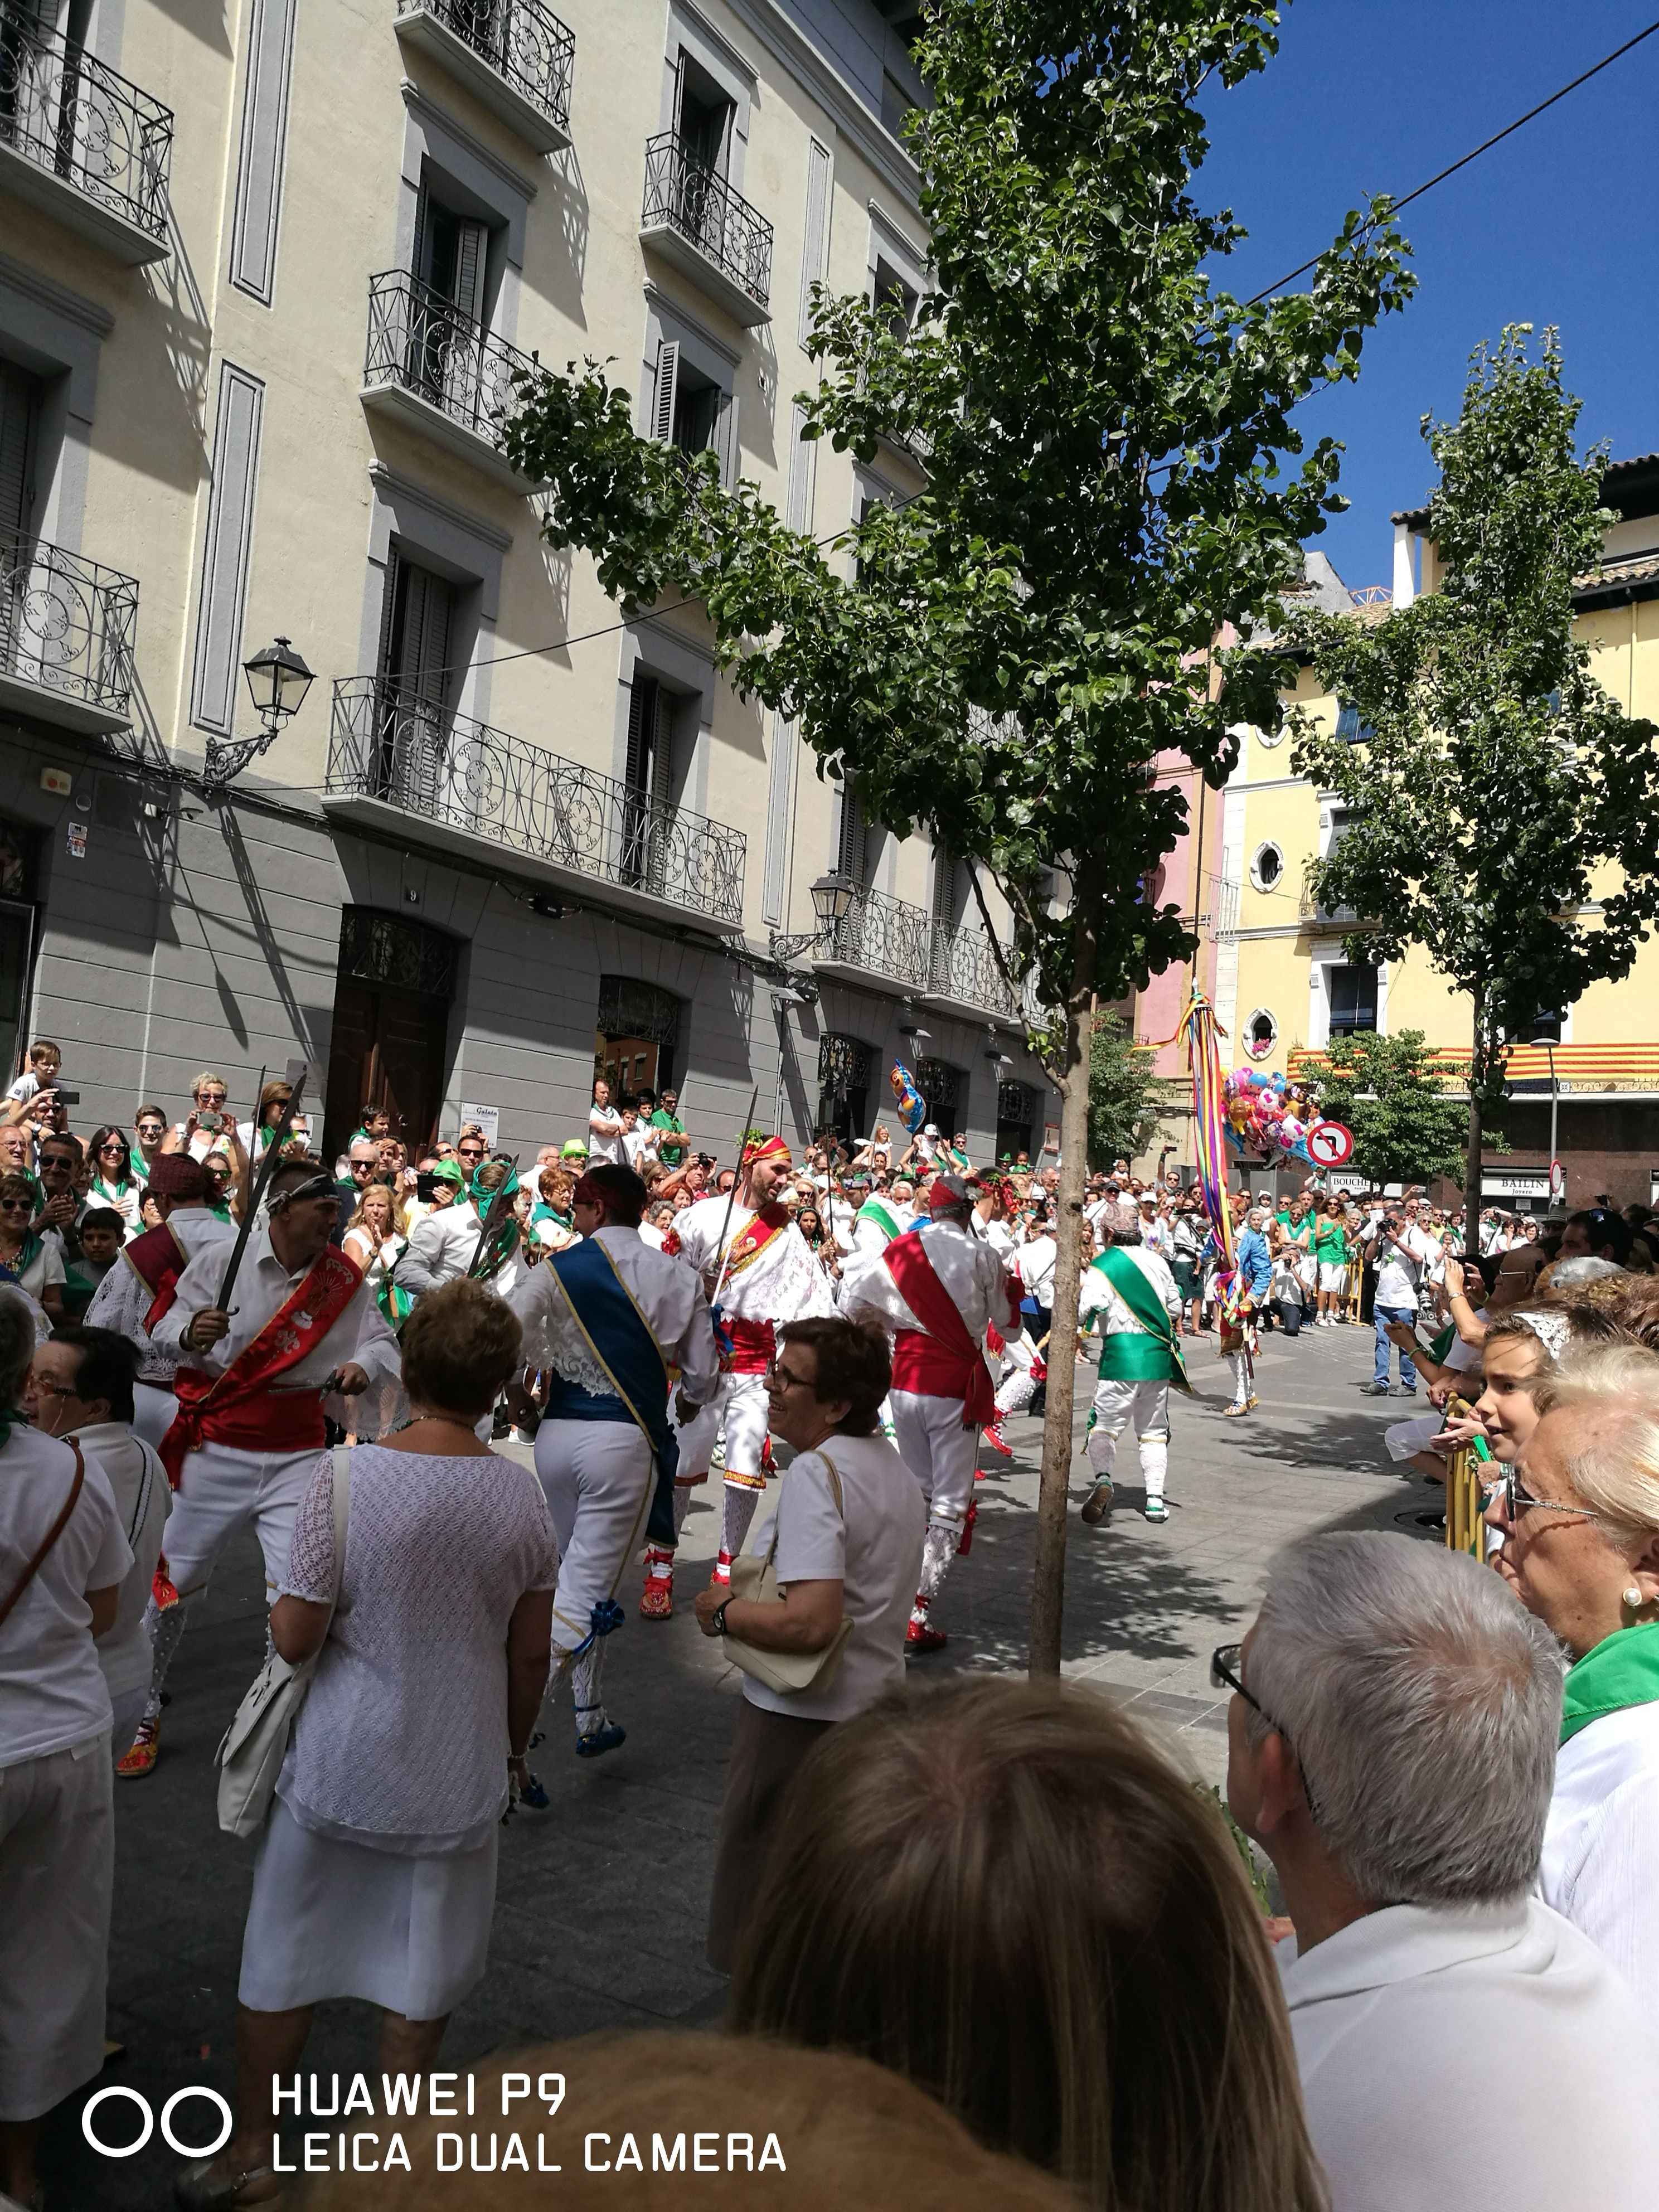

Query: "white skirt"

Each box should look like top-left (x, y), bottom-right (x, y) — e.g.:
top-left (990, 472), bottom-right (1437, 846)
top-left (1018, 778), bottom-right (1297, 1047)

top-left (238, 1796), bottom-right (498, 2020)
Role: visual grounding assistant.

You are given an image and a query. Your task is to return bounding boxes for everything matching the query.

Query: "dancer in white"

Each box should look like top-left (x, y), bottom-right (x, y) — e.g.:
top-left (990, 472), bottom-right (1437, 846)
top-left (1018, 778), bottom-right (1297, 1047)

top-left (396, 1156), bottom-right (522, 1301)
top-left (508, 1164), bottom-right (717, 1754)
top-left (84, 1153), bottom-right (234, 1449)
top-left (656, 1134), bottom-right (835, 1603)
top-left (838, 1174), bottom-right (1021, 1652)
top-left (1077, 1201), bottom-right (1189, 1526)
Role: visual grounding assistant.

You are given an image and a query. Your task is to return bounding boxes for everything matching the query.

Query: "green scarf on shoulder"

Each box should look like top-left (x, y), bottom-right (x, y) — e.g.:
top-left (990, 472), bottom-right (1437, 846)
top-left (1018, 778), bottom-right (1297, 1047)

top-left (1561, 1621), bottom-right (1659, 1745)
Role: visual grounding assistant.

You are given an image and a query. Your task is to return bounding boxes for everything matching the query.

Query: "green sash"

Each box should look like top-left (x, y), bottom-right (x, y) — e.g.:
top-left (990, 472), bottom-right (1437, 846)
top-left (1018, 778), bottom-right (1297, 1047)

top-left (1561, 1621), bottom-right (1659, 1745)
top-left (1091, 1246), bottom-right (1190, 1392)
top-left (856, 1199), bottom-right (900, 1244)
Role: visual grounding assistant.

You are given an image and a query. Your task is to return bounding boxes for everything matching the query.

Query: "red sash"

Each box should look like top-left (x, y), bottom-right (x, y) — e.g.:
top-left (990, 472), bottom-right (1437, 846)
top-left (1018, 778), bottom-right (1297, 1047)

top-left (884, 1231), bottom-right (997, 1428)
top-left (158, 1246), bottom-right (362, 1488)
top-left (721, 1204), bottom-right (789, 1282)
top-left (121, 1220), bottom-right (189, 1332)
top-left (724, 1316), bottom-right (775, 1376)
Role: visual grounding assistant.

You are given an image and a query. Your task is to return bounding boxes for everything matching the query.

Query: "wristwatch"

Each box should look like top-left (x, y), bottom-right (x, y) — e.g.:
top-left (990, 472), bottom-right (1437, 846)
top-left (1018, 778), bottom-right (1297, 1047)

top-left (711, 1597), bottom-right (731, 1636)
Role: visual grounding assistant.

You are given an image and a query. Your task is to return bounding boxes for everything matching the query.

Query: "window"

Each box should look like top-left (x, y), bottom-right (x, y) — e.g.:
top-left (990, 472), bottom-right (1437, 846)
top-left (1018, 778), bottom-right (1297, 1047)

top-left (675, 54), bottom-right (734, 175)
top-left (1335, 702), bottom-right (1375, 744)
top-left (1245, 1008), bottom-right (1278, 1060)
top-left (818, 1032), bottom-right (872, 1145)
top-left (1250, 841), bottom-right (1284, 892)
top-left (873, 255), bottom-right (918, 339)
top-left (650, 339), bottom-right (731, 479)
top-left (596, 976), bottom-right (681, 1098)
top-left (1327, 963), bottom-right (1379, 1035)
top-left (622, 675), bottom-right (676, 891)
top-left (373, 552), bottom-right (455, 801)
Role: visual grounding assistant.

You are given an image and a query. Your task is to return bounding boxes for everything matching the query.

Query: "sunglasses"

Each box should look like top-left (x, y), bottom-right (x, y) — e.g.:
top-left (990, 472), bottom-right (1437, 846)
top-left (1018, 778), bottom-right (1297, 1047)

top-left (137, 1124), bottom-right (164, 1138)
top-left (0, 1199), bottom-right (33, 1214)
top-left (98, 1142), bottom-right (125, 1156)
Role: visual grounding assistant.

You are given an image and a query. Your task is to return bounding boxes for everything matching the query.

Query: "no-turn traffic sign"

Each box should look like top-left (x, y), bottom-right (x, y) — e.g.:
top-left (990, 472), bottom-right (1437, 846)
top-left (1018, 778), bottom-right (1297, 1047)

top-left (1307, 1119), bottom-right (1355, 1169)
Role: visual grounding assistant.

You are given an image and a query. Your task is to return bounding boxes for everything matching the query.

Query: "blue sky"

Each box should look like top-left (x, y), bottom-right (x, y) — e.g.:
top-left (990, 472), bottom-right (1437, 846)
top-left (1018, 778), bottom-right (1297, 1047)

top-left (1195, 1), bottom-right (1659, 590)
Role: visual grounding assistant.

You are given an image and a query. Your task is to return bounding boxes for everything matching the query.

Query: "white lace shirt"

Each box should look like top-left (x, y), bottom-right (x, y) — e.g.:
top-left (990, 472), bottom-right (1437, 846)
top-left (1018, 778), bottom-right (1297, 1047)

top-left (278, 1444), bottom-right (559, 1854)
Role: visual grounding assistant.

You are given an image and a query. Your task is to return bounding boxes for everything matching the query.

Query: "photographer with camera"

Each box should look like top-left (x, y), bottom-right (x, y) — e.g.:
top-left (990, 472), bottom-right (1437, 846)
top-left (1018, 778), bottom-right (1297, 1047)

top-left (1361, 1199), bottom-right (1438, 1398)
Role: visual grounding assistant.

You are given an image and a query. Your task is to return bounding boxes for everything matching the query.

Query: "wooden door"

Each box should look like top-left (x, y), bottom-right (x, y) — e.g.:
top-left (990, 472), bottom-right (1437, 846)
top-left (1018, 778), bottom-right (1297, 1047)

top-left (324, 977), bottom-right (448, 1164)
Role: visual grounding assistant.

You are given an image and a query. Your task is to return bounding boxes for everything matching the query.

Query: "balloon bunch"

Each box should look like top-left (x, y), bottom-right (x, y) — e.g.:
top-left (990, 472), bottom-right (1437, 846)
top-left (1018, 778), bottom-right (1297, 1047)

top-left (1222, 1067), bottom-right (1322, 1161)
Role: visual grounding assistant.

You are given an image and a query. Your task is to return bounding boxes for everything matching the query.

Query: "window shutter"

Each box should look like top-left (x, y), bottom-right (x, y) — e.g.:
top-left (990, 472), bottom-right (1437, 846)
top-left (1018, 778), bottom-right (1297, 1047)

top-left (932, 847), bottom-right (957, 923)
top-left (784, 402), bottom-right (816, 533)
top-left (189, 362), bottom-right (265, 734)
top-left (0, 359), bottom-right (41, 544)
top-left (798, 138), bottom-right (832, 347)
top-left (453, 219), bottom-right (487, 324)
top-left (836, 784), bottom-right (865, 885)
top-left (650, 687), bottom-right (675, 804)
top-left (652, 341), bottom-right (680, 444)
top-left (625, 676), bottom-right (654, 790)
top-left (714, 389), bottom-right (736, 486)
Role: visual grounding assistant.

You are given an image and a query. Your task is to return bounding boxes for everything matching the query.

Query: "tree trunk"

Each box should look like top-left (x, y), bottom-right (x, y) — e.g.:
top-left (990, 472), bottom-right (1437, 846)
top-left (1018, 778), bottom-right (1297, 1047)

top-left (1464, 991), bottom-right (1484, 1256)
top-left (1028, 879), bottom-right (1099, 1679)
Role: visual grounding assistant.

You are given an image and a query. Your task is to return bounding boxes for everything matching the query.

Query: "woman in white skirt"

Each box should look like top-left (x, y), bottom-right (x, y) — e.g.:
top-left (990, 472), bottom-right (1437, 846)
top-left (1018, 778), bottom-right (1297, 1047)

top-left (178, 1279), bottom-right (557, 2210)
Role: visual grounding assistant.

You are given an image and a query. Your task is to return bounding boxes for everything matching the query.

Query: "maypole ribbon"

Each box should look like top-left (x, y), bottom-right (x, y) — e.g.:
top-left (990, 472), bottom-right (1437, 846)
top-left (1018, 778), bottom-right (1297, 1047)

top-left (1173, 989), bottom-right (1236, 1272)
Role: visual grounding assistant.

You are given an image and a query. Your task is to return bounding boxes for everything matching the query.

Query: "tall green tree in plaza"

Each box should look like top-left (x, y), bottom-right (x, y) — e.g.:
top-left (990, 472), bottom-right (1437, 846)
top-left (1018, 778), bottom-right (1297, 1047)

top-left (1088, 1013), bottom-right (1165, 1170)
top-left (1313, 1029), bottom-right (1470, 1193)
top-left (505, 2), bottom-right (1412, 1672)
top-left (1291, 327), bottom-right (1659, 1253)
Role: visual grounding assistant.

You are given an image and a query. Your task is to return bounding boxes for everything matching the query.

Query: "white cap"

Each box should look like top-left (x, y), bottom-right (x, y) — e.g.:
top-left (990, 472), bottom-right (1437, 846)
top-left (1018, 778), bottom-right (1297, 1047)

top-left (923, 1123), bottom-right (940, 1136)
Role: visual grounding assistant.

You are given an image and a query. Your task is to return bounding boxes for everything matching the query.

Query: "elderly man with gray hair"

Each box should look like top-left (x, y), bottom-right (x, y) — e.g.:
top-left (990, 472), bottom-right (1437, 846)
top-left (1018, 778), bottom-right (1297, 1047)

top-left (1223, 1530), bottom-right (1659, 2212)
top-left (1075, 1201), bottom-right (1186, 1524)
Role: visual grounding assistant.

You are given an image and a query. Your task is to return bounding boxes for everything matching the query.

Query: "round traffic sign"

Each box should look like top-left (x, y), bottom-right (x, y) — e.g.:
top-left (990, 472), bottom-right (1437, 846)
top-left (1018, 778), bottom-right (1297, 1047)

top-left (1307, 1119), bottom-right (1354, 1168)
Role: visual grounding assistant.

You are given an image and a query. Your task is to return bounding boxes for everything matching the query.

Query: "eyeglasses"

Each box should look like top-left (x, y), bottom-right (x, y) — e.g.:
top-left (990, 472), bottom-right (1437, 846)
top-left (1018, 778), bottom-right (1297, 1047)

top-left (31, 1377), bottom-right (80, 1401)
top-left (0, 1198), bottom-right (33, 1214)
top-left (1485, 1469), bottom-right (1606, 1526)
top-left (1211, 1644), bottom-right (1322, 1822)
top-left (763, 1361), bottom-right (814, 1393)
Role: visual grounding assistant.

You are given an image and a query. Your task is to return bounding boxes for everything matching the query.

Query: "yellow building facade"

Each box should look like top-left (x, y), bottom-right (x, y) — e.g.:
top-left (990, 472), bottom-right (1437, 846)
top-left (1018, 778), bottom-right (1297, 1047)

top-left (1196, 459), bottom-right (1659, 1210)
top-left (0, 0), bottom-right (1047, 1161)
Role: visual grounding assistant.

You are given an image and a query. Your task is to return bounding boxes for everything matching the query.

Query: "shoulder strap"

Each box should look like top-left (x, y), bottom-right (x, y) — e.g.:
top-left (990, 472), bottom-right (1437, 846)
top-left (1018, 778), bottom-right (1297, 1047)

top-left (128, 1439), bottom-right (163, 1550)
top-left (814, 1447), bottom-right (846, 1519)
top-left (0, 1439), bottom-right (86, 1632)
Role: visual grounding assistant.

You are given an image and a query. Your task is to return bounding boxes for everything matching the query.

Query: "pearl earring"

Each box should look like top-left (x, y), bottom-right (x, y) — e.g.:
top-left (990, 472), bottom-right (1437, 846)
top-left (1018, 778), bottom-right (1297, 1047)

top-left (1623, 1588), bottom-right (1645, 1611)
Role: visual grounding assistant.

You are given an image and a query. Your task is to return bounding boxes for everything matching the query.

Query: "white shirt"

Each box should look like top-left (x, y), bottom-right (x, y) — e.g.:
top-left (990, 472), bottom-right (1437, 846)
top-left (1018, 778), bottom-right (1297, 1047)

top-left (397, 1199), bottom-right (522, 1301)
top-left (508, 1223), bottom-right (720, 1406)
top-left (620, 1124), bottom-right (654, 1170)
top-left (0, 1426), bottom-right (132, 1765)
top-left (743, 1431), bottom-right (925, 1724)
top-left (670, 1195), bottom-right (837, 1326)
top-left (68, 1421), bottom-right (168, 1708)
top-left (588, 1105), bottom-right (625, 1163)
top-left (150, 1223), bottom-right (402, 1397)
top-left (1370, 1224), bottom-right (1434, 1308)
top-left (1281, 1898), bottom-right (1659, 2212)
top-left (838, 1217), bottom-right (1021, 1347)
top-left (850, 1196), bottom-right (913, 1255)
top-left (1015, 1234), bottom-right (1058, 1304)
top-left (85, 1207), bottom-right (236, 1385)
top-left (1078, 1243), bottom-right (1182, 1334)
top-left (1542, 1700), bottom-right (1659, 2029)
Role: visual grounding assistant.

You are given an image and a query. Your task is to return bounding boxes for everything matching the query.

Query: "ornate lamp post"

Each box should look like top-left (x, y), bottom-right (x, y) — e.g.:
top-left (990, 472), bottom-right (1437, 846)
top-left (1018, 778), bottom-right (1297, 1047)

top-left (203, 636), bottom-right (316, 783)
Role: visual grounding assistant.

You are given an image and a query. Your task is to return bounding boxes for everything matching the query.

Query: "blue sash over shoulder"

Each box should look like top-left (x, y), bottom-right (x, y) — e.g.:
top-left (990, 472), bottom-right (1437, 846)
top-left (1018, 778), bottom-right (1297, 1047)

top-left (547, 1238), bottom-right (679, 1545)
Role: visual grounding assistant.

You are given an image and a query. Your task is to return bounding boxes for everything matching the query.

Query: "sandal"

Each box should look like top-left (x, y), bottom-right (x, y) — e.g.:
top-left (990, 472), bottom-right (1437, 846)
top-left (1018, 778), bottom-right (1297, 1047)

top-left (174, 2155), bottom-right (284, 2208)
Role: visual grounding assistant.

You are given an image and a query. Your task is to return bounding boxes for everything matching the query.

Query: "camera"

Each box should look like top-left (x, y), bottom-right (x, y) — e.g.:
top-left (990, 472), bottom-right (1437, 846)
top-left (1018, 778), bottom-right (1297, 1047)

top-left (196, 1108), bottom-right (222, 1132)
top-left (415, 1171), bottom-right (438, 1202)
top-left (54, 1089), bottom-right (80, 1106)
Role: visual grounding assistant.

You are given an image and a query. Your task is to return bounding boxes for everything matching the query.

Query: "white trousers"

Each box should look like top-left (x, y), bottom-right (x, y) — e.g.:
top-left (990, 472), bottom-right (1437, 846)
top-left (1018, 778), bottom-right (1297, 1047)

top-left (132, 1379), bottom-right (179, 1451)
top-left (533, 1419), bottom-right (653, 1656)
top-left (1085, 1377), bottom-right (1171, 1501)
top-left (994, 1332), bottom-right (1039, 1417)
top-left (677, 1370), bottom-right (770, 1486)
top-left (160, 1440), bottom-right (324, 1602)
top-left (890, 1389), bottom-right (978, 1532)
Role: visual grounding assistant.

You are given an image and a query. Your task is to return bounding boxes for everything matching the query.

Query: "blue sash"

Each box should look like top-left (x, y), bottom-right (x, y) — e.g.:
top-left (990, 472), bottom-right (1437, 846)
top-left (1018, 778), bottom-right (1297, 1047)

top-left (547, 1237), bottom-right (679, 1545)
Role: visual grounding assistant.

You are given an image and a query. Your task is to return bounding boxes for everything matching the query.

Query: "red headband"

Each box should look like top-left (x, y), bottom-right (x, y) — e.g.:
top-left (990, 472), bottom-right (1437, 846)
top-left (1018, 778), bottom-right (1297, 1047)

top-left (743, 1134), bottom-right (792, 1168)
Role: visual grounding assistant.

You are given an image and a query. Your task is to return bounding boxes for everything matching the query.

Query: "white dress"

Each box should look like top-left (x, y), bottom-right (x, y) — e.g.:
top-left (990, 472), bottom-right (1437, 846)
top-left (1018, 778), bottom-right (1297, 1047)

top-left (237, 1444), bottom-right (558, 2019)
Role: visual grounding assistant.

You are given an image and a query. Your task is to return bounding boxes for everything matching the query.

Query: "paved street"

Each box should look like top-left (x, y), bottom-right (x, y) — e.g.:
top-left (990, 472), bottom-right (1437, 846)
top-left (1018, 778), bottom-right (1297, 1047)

top-left (51, 1320), bottom-right (1444, 2208)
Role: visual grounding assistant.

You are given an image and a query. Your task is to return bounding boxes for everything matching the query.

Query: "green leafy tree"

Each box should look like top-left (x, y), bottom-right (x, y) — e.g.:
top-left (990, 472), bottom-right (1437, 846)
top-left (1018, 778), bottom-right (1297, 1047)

top-left (1290, 328), bottom-right (1659, 1250)
top-left (1088, 1013), bottom-right (1165, 1168)
top-left (1312, 1030), bottom-right (1470, 1192)
top-left (505, 2), bottom-right (1411, 1672)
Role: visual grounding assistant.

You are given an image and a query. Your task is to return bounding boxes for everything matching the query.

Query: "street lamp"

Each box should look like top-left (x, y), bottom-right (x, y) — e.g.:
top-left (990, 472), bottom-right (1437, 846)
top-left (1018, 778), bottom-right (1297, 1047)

top-left (1530, 1010), bottom-right (1565, 1216)
top-left (769, 871), bottom-right (858, 964)
top-left (204, 636), bottom-right (317, 783)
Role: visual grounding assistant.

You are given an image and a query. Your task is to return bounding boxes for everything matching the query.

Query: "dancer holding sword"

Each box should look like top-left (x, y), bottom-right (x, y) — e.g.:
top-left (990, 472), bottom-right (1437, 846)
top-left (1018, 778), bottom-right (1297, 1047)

top-left (647, 1102), bottom-right (836, 1613)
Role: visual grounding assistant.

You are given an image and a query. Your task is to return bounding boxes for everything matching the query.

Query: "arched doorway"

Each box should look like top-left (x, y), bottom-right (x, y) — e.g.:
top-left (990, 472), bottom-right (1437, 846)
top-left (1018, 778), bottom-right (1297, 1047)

top-left (324, 908), bottom-right (458, 1163)
top-left (595, 976), bottom-right (681, 1102)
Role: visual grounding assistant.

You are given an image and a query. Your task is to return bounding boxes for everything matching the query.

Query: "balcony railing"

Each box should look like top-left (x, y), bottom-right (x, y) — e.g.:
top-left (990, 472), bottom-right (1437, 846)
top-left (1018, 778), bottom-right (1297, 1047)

top-left (642, 131), bottom-right (772, 317)
top-left (364, 270), bottom-right (540, 462)
top-left (394, 0), bottom-right (574, 148)
top-left (0, 1), bottom-right (173, 245)
top-left (328, 678), bottom-right (747, 926)
top-left (929, 917), bottom-right (1021, 1020)
top-left (0, 535), bottom-right (137, 721)
top-left (819, 886), bottom-right (1020, 1016)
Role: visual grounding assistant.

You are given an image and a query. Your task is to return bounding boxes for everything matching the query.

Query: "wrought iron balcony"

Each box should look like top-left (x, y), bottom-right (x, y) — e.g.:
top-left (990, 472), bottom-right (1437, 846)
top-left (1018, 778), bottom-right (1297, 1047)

top-left (0, 535), bottom-right (137, 734)
top-left (362, 270), bottom-right (542, 488)
top-left (928, 918), bottom-right (1022, 1021)
top-left (0, 1), bottom-right (172, 261)
top-left (327, 678), bottom-right (747, 929)
top-left (818, 886), bottom-right (931, 991)
top-left (393, 0), bottom-right (574, 153)
top-left (641, 131), bottom-right (772, 326)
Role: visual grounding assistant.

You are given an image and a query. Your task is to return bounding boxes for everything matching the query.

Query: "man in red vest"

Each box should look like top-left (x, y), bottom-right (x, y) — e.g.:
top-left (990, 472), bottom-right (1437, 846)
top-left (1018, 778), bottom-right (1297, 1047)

top-left (839, 1173), bottom-right (1021, 1651)
top-left (85, 1153), bottom-right (235, 1449)
top-left (117, 1157), bottom-right (403, 1776)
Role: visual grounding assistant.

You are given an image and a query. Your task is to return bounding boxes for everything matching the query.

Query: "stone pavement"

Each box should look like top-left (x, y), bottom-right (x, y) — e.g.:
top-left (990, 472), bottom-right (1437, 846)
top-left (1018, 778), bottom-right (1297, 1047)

top-left (49, 1318), bottom-right (1445, 2208)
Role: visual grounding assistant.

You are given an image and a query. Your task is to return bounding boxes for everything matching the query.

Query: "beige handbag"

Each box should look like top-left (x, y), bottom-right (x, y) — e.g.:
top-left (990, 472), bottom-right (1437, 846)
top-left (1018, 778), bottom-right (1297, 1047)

top-left (723, 1451), bottom-right (855, 1697)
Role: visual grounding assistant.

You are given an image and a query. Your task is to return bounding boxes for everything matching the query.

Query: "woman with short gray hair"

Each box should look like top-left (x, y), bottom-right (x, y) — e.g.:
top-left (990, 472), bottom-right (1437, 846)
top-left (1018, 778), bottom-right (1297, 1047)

top-left (1486, 1339), bottom-right (1659, 2024)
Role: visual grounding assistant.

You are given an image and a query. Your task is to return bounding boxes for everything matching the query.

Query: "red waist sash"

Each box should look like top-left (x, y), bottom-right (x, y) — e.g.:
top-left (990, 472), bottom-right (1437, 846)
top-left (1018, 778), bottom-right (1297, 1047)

top-left (724, 1316), bottom-right (775, 1376)
top-left (159, 1366), bottom-right (327, 1488)
top-left (891, 1328), bottom-right (997, 1427)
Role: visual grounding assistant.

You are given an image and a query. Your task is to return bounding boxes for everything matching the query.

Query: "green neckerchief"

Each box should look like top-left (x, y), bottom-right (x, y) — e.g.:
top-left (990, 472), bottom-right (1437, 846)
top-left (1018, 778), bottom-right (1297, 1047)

top-left (855, 1197), bottom-right (900, 1242)
top-left (1428, 1319), bottom-right (1458, 1365)
top-left (206, 1198), bottom-right (232, 1224)
top-left (1561, 1622), bottom-right (1659, 1746)
top-left (531, 1201), bottom-right (573, 1230)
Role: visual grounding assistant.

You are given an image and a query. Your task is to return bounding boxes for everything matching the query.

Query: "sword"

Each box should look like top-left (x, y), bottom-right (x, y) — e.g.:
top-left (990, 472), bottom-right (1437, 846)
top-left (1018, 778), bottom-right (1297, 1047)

top-left (707, 1083), bottom-right (760, 1313)
top-left (214, 1061), bottom-right (310, 1311)
top-left (467, 1153), bottom-right (522, 1280)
